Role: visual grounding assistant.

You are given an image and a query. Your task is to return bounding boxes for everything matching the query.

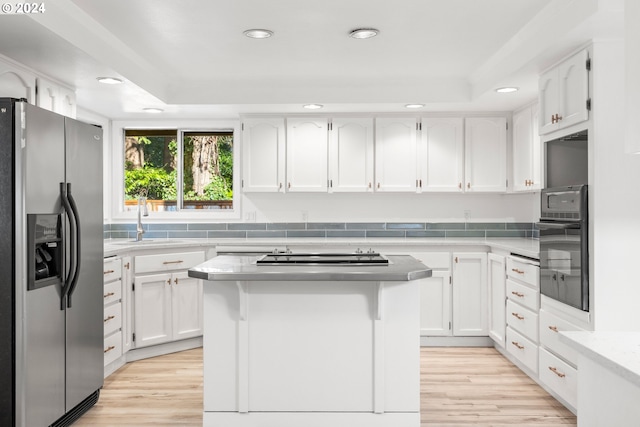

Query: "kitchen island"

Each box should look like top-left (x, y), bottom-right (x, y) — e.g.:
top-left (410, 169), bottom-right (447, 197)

top-left (189, 252), bottom-right (431, 427)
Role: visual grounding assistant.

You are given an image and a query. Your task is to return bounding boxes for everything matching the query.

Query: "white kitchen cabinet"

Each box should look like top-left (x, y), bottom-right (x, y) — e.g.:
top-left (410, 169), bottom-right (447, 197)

top-left (242, 118), bottom-right (285, 192)
top-left (419, 270), bottom-right (452, 336)
top-left (36, 77), bottom-right (59, 112)
top-left (512, 104), bottom-right (541, 192)
top-left (328, 118), bottom-right (374, 192)
top-left (505, 254), bottom-right (540, 374)
top-left (103, 257), bottom-right (124, 367)
top-left (286, 117), bottom-right (329, 192)
top-left (0, 60), bottom-right (36, 103)
top-left (133, 251), bottom-right (205, 348)
top-left (374, 117), bottom-right (419, 192)
top-left (452, 252), bottom-right (488, 336)
top-left (539, 48), bottom-right (590, 135)
top-left (488, 253), bottom-right (506, 347)
top-left (464, 117), bottom-right (507, 192)
top-left (419, 117), bottom-right (464, 192)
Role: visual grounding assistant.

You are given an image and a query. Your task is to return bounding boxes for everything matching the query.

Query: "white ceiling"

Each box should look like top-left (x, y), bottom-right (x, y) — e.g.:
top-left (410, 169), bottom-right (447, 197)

top-left (0, 0), bottom-right (624, 119)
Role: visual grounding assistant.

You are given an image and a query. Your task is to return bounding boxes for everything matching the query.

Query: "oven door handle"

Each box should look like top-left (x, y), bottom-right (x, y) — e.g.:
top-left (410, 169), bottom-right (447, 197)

top-left (537, 222), bottom-right (581, 230)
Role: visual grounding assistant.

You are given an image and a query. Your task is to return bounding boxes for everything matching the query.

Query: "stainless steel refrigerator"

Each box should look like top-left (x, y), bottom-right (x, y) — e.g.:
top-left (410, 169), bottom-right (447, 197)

top-left (0, 98), bottom-right (104, 426)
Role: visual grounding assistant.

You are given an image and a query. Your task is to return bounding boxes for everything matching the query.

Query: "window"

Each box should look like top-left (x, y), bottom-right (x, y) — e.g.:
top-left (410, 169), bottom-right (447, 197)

top-left (123, 129), bottom-right (234, 211)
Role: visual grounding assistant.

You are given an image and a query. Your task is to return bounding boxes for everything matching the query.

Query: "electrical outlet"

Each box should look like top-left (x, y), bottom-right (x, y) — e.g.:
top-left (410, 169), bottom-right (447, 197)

top-left (463, 210), bottom-right (471, 221)
top-left (245, 211), bottom-right (256, 222)
top-left (301, 211), bottom-right (308, 222)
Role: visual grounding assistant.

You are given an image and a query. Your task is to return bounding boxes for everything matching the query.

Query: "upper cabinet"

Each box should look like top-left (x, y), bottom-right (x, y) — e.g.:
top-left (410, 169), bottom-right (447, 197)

top-left (539, 49), bottom-right (590, 135)
top-left (512, 104), bottom-right (542, 192)
top-left (242, 118), bottom-right (286, 192)
top-left (329, 118), bottom-right (374, 192)
top-left (464, 117), bottom-right (507, 192)
top-left (374, 118), bottom-right (418, 192)
top-left (0, 61), bottom-right (36, 104)
top-left (419, 117), bottom-right (464, 192)
top-left (286, 118), bottom-right (329, 192)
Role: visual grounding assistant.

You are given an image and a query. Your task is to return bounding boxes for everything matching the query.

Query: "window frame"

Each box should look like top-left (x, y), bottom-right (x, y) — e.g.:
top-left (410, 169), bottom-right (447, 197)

top-left (110, 119), bottom-right (241, 222)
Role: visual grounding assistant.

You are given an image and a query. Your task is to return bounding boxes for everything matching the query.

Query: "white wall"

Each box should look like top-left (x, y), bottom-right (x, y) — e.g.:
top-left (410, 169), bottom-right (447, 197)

top-left (241, 192), bottom-right (539, 223)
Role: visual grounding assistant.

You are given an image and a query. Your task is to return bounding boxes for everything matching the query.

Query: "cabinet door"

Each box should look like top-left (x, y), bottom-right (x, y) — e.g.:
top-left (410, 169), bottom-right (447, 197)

top-left (512, 106), bottom-right (541, 192)
top-left (134, 273), bottom-right (173, 348)
top-left (0, 61), bottom-right (36, 103)
top-left (242, 118), bottom-right (285, 192)
top-left (419, 271), bottom-right (452, 336)
top-left (558, 49), bottom-right (590, 129)
top-left (286, 118), bottom-right (328, 192)
top-left (488, 253), bottom-right (506, 347)
top-left (121, 256), bottom-right (133, 353)
top-left (375, 118), bottom-right (418, 192)
top-left (329, 118), bottom-right (374, 192)
top-left (452, 253), bottom-right (488, 336)
top-left (464, 118), bottom-right (507, 192)
top-left (420, 117), bottom-right (464, 192)
top-left (539, 68), bottom-right (559, 135)
top-left (171, 271), bottom-right (203, 340)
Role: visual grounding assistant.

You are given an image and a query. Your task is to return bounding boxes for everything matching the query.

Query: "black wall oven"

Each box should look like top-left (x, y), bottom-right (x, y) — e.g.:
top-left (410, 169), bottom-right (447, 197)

top-left (538, 185), bottom-right (589, 311)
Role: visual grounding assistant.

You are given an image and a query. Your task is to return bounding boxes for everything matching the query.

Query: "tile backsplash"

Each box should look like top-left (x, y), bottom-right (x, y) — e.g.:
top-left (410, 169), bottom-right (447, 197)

top-left (104, 222), bottom-right (538, 240)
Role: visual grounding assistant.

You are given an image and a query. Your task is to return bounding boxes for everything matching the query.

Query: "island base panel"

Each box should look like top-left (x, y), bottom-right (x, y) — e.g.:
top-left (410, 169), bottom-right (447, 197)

top-left (203, 412), bottom-right (420, 427)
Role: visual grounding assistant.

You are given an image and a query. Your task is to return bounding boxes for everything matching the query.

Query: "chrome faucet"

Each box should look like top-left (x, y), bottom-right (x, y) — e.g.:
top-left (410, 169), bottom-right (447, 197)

top-left (136, 190), bottom-right (149, 241)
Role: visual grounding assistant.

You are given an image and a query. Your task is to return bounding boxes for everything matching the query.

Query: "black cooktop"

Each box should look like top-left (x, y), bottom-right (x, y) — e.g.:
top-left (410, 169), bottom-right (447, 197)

top-left (256, 252), bottom-right (389, 265)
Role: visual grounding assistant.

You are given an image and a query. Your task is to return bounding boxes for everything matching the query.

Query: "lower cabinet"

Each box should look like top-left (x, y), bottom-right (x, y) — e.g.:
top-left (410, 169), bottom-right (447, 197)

top-left (133, 251), bottom-right (205, 348)
top-left (488, 253), bottom-right (506, 347)
top-left (103, 257), bottom-right (124, 366)
top-left (452, 252), bottom-right (488, 336)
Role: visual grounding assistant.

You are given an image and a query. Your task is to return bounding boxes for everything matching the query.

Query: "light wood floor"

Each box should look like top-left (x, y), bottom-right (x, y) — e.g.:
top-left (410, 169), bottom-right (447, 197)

top-left (75, 347), bottom-right (576, 426)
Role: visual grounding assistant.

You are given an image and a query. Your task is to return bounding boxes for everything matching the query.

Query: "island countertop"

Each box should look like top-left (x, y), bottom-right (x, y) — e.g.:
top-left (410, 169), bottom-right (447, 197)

top-left (188, 254), bottom-right (432, 281)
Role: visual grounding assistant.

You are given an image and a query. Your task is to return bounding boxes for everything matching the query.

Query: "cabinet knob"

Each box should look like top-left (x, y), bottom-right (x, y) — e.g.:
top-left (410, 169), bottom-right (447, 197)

top-left (548, 366), bottom-right (566, 378)
top-left (124, 262), bottom-right (130, 269)
top-left (458, 182), bottom-right (462, 190)
top-left (174, 278), bottom-right (179, 285)
top-left (368, 182), bottom-right (372, 189)
top-left (279, 182), bottom-right (283, 190)
top-left (511, 341), bottom-right (525, 350)
top-left (511, 312), bottom-right (525, 321)
top-left (377, 183), bottom-right (380, 189)
top-left (467, 182), bottom-right (471, 189)
top-left (548, 325), bottom-right (559, 333)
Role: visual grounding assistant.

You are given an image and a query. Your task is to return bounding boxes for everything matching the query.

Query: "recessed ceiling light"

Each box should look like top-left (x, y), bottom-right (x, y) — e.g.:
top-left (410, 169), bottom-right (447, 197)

top-left (303, 104), bottom-right (323, 110)
top-left (97, 77), bottom-right (123, 85)
top-left (243, 29), bottom-right (273, 39)
top-left (405, 104), bottom-right (425, 109)
top-left (495, 87), bottom-right (519, 93)
top-left (143, 108), bottom-right (164, 113)
top-left (349, 28), bottom-right (379, 39)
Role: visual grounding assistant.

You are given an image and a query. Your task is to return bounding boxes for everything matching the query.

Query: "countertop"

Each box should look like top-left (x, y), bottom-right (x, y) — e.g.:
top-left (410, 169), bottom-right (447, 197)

top-left (560, 331), bottom-right (640, 388)
top-left (188, 254), bottom-right (432, 281)
top-left (104, 237), bottom-right (539, 259)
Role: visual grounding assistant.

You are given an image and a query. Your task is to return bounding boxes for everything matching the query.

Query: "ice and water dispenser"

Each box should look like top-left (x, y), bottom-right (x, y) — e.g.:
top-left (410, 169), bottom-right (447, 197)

top-left (27, 214), bottom-right (62, 290)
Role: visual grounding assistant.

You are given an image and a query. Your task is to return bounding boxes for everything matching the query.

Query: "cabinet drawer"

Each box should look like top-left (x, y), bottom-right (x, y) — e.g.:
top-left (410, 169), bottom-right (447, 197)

top-left (506, 279), bottom-right (539, 311)
top-left (539, 347), bottom-right (577, 409)
top-left (103, 330), bottom-right (123, 366)
top-left (103, 302), bottom-right (122, 337)
top-left (506, 300), bottom-right (538, 342)
top-left (103, 258), bottom-right (122, 283)
top-left (135, 251), bottom-right (205, 274)
top-left (412, 253), bottom-right (450, 270)
top-left (506, 256), bottom-right (539, 288)
top-left (506, 327), bottom-right (538, 374)
top-left (103, 280), bottom-right (122, 306)
top-left (539, 309), bottom-right (583, 366)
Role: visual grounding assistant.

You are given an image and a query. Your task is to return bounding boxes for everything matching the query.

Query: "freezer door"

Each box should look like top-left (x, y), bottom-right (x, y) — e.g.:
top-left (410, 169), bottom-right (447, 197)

top-left (21, 103), bottom-right (67, 426)
top-left (64, 117), bottom-right (104, 411)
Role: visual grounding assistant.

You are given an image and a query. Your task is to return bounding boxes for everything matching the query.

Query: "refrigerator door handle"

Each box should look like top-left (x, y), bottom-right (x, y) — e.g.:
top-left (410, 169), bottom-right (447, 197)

top-left (60, 182), bottom-right (77, 309)
top-left (65, 183), bottom-right (82, 308)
